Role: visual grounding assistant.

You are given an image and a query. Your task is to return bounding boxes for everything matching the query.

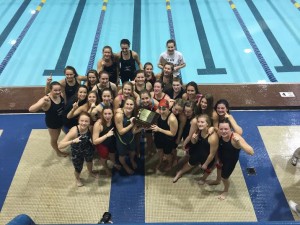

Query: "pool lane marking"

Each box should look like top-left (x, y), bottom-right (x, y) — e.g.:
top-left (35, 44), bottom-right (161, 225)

top-left (291, 0), bottom-right (300, 10)
top-left (189, 0), bottom-right (227, 75)
top-left (227, 0), bottom-right (278, 82)
top-left (245, 0), bottom-right (300, 73)
top-left (166, 0), bottom-right (176, 40)
top-left (86, 0), bottom-right (108, 71)
top-left (43, 0), bottom-right (87, 76)
top-left (0, 0), bottom-right (45, 76)
top-left (132, 0), bottom-right (141, 55)
top-left (0, 0), bottom-right (31, 48)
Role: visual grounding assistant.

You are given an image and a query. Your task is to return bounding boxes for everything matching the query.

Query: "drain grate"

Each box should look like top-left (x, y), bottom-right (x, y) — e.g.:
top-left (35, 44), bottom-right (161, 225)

top-left (246, 167), bottom-right (256, 175)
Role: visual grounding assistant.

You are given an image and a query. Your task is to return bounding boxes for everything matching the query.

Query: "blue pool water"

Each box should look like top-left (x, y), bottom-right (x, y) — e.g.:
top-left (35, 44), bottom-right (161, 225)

top-left (0, 0), bottom-right (300, 86)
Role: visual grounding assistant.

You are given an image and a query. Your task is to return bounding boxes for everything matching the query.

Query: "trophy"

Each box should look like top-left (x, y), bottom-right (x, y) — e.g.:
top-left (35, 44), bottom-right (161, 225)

top-left (135, 108), bottom-right (160, 127)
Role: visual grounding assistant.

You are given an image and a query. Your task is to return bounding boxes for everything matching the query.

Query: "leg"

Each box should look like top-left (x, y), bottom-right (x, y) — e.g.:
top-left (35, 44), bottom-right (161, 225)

top-left (156, 149), bottom-right (164, 170)
top-left (74, 170), bottom-right (83, 187)
top-left (119, 155), bottom-right (134, 175)
top-left (145, 132), bottom-right (155, 156)
top-left (206, 166), bottom-right (222, 185)
top-left (48, 128), bottom-right (68, 157)
top-left (217, 178), bottom-right (229, 200)
top-left (109, 153), bottom-right (121, 170)
top-left (164, 153), bottom-right (174, 171)
top-left (129, 150), bottom-right (137, 170)
top-left (173, 162), bottom-right (193, 183)
top-left (86, 161), bottom-right (98, 178)
top-left (135, 132), bottom-right (141, 158)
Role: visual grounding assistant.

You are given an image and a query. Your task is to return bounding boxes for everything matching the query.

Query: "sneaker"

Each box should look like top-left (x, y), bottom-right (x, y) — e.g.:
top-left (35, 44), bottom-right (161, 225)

top-left (291, 156), bottom-right (298, 166)
top-left (288, 200), bottom-right (300, 217)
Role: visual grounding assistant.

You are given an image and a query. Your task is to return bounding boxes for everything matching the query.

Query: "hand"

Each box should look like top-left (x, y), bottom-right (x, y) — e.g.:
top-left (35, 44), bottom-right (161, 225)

top-left (106, 128), bottom-right (114, 137)
top-left (72, 101), bottom-right (79, 110)
top-left (129, 117), bottom-right (135, 124)
top-left (43, 95), bottom-right (50, 103)
top-left (233, 135), bottom-right (240, 142)
top-left (72, 137), bottom-right (81, 144)
top-left (224, 112), bottom-right (230, 119)
top-left (150, 125), bottom-right (160, 132)
top-left (46, 74), bottom-right (52, 84)
top-left (192, 132), bottom-right (198, 140)
top-left (208, 127), bottom-right (215, 135)
top-left (91, 103), bottom-right (96, 108)
top-left (201, 164), bottom-right (207, 170)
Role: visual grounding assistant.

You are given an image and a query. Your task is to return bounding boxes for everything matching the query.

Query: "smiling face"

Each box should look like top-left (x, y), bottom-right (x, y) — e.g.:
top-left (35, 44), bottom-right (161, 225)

top-left (144, 64), bottom-right (153, 78)
top-left (184, 106), bottom-right (193, 118)
top-left (200, 97), bottom-right (208, 110)
top-left (101, 90), bottom-right (112, 104)
top-left (135, 72), bottom-right (145, 84)
top-left (78, 114), bottom-right (91, 129)
top-left (77, 87), bottom-right (88, 101)
top-left (163, 64), bottom-right (173, 76)
top-left (167, 42), bottom-right (175, 54)
top-left (172, 104), bottom-right (183, 115)
top-left (103, 47), bottom-right (112, 60)
top-left (122, 84), bottom-right (132, 97)
top-left (186, 85), bottom-right (196, 98)
top-left (88, 72), bottom-right (97, 85)
top-left (88, 92), bottom-right (97, 104)
top-left (172, 81), bottom-right (182, 93)
top-left (153, 82), bottom-right (162, 94)
top-left (140, 93), bottom-right (151, 106)
top-left (124, 98), bottom-right (135, 113)
top-left (102, 108), bottom-right (113, 123)
top-left (121, 43), bottom-right (129, 55)
top-left (219, 122), bottom-right (231, 138)
top-left (197, 116), bottom-right (208, 131)
top-left (100, 73), bottom-right (109, 86)
top-left (50, 84), bottom-right (62, 97)
top-left (65, 69), bottom-right (75, 82)
top-left (216, 103), bottom-right (228, 116)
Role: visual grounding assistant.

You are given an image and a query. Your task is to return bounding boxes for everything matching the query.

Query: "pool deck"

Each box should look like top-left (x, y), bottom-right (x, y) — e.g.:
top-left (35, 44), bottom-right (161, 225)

top-left (0, 83), bottom-right (299, 112)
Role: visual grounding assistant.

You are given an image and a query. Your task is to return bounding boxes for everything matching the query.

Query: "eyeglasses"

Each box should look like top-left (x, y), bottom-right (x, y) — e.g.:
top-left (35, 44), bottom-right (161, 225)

top-left (158, 106), bottom-right (167, 111)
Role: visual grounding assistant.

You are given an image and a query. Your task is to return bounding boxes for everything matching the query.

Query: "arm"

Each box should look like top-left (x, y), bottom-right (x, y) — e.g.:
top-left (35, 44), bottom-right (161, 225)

top-left (232, 133), bottom-right (254, 156)
top-left (151, 114), bottom-right (178, 137)
top-left (28, 96), bottom-right (51, 112)
top-left (174, 62), bottom-right (186, 72)
top-left (183, 118), bottom-right (197, 147)
top-left (176, 114), bottom-right (187, 144)
top-left (92, 121), bottom-right (114, 145)
top-left (113, 96), bottom-right (121, 112)
top-left (44, 75), bottom-right (52, 94)
top-left (226, 113), bottom-right (243, 135)
top-left (133, 51), bottom-right (143, 70)
top-left (110, 83), bottom-right (118, 97)
top-left (202, 132), bottom-right (219, 169)
top-left (97, 59), bottom-right (104, 73)
top-left (58, 127), bottom-right (80, 149)
top-left (114, 112), bottom-right (134, 135)
top-left (67, 102), bottom-right (83, 119)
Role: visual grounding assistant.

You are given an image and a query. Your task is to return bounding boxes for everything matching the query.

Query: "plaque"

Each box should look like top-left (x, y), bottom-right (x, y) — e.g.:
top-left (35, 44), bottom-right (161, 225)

top-left (136, 108), bottom-right (160, 127)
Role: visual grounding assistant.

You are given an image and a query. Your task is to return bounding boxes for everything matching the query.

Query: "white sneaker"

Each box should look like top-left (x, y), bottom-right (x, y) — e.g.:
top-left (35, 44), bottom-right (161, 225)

top-left (288, 200), bottom-right (300, 217)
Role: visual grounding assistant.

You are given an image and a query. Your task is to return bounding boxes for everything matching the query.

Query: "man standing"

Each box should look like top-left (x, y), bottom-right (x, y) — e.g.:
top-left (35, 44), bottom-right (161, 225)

top-left (158, 39), bottom-right (186, 78)
top-left (117, 39), bottom-right (143, 84)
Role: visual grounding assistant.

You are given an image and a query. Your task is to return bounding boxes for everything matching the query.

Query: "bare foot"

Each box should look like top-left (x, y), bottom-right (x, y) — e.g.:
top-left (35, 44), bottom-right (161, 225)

top-left (131, 161), bottom-right (138, 170)
top-left (89, 171), bottom-right (99, 178)
top-left (197, 179), bottom-right (206, 185)
top-left (217, 191), bottom-right (228, 200)
top-left (113, 164), bottom-right (122, 170)
top-left (173, 174), bottom-right (182, 183)
top-left (57, 151), bottom-right (69, 157)
top-left (104, 168), bottom-right (112, 177)
top-left (124, 167), bottom-right (134, 175)
top-left (206, 180), bottom-right (221, 185)
top-left (76, 179), bottom-right (84, 187)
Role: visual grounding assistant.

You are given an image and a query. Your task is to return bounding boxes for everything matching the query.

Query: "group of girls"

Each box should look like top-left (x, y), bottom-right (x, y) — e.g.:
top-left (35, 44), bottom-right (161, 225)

top-left (29, 45), bottom-right (254, 195)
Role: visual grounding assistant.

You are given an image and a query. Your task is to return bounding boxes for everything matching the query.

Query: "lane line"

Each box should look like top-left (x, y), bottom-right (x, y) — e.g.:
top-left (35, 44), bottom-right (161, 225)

top-left (246, 0), bottom-right (300, 73)
top-left (0, 0), bottom-right (46, 76)
top-left (189, 0), bottom-right (227, 75)
top-left (166, 0), bottom-right (176, 40)
top-left (132, 0), bottom-right (141, 55)
top-left (227, 0), bottom-right (278, 82)
top-left (0, 0), bottom-right (31, 48)
top-left (43, 0), bottom-right (87, 76)
top-left (86, 0), bottom-right (108, 71)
